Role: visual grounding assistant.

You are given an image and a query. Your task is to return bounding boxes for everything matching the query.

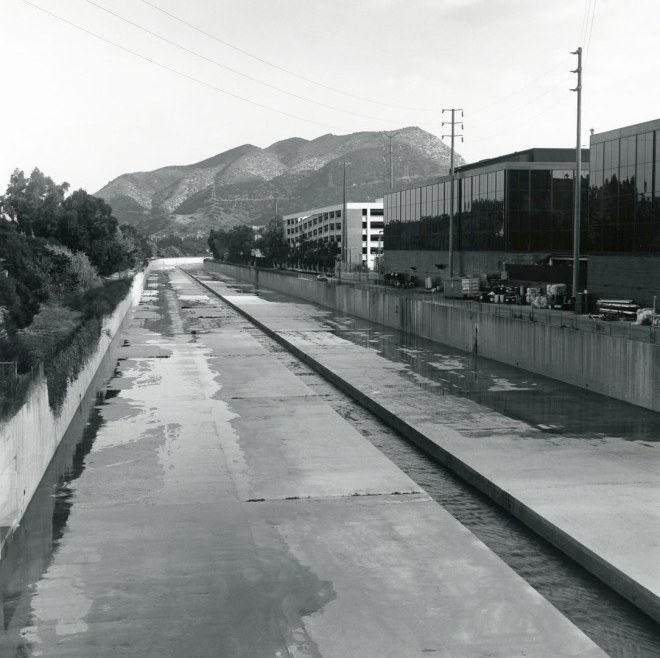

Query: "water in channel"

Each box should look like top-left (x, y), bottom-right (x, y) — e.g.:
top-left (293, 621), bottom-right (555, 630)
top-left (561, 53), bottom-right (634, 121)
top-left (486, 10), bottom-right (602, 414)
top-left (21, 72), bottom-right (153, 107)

top-left (246, 328), bottom-right (660, 658)
top-left (234, 282), bottom-right (660, 658)
top-left (2, 270), bottom-right (659, 657)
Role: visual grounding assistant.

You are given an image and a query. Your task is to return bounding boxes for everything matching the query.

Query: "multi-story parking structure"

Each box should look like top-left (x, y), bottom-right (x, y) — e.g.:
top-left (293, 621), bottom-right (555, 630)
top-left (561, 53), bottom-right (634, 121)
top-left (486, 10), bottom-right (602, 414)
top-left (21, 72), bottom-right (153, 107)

top-left (284, 201), bottom-right (384, 271)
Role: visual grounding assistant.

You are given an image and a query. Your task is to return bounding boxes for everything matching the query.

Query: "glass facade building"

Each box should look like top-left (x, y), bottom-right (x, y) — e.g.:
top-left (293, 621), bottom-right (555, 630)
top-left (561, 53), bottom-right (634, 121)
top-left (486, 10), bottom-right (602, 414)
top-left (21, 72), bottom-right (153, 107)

top-left (588, 119), bottom-right (660, 252)
top-left (384, 149), bottom-right (588, 256)
top-left (385, 122), bottom-right (660, 258)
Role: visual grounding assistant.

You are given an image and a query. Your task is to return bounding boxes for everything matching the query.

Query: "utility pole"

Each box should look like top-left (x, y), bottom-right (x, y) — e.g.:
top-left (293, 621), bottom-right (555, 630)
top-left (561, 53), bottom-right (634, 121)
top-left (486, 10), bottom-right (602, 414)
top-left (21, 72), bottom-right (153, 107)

top-left (382, 131), bottom-right (400, 190)
top-left (571, 47), bottom-right (582, 308)
top-left (342, 161), bottom-right (347, 266)
top-left (442, 109), bottom-right (463, 278)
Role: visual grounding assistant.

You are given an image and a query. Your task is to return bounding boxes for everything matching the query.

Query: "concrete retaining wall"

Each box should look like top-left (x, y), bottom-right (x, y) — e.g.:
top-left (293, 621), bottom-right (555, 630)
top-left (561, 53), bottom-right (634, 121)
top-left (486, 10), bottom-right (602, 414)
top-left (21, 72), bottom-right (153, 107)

top-left (0, 271), bottom-right (145, 538)
top-left (204, 261), bottom-right (659, 412)
top-left (0, 257), bottom-right (204, 542)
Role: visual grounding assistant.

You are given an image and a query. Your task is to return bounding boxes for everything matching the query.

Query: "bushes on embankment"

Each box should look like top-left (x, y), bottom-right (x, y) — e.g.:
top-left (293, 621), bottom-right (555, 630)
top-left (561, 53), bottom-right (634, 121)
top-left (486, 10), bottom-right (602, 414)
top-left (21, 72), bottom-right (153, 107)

top-left (44, 277), bottom-right (133, 413)
top-left (0, 277), bottom-right (134, 419)
top-left (0, 167), bottom-right (149, 421)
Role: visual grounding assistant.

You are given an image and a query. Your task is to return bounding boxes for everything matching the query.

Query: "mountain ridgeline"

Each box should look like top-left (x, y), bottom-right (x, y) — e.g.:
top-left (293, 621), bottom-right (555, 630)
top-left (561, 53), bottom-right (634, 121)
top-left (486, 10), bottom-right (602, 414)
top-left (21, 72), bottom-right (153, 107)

top-left (95, 126), bottom-right (465, 237)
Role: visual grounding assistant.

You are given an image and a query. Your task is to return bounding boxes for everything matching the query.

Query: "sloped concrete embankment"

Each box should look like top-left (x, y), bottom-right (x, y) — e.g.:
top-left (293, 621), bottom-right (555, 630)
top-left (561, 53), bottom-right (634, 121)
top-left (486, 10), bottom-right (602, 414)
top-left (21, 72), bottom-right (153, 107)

top-left (0, 257), bottom-right (204, 545)
top-left (205, 261), bottom-right (659, 412)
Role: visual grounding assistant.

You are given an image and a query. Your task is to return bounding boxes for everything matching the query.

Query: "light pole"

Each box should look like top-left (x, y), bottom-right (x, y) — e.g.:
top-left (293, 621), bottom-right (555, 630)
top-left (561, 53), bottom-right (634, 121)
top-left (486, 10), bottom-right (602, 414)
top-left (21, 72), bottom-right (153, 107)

top-left (377, 230), bottom-right (384, 284)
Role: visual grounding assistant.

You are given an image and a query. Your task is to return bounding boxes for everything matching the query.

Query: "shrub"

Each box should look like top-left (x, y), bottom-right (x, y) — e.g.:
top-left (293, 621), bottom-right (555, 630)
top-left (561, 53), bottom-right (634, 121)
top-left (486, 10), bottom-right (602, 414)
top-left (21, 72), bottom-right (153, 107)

top-left (64, 277), bottom-right (133, 321)
top-left (45, 318), bottom-right (102, 414)
top-left (46, 244), bottom-right (102, 292)
top-left (0, 276), bottom-right (134, 419)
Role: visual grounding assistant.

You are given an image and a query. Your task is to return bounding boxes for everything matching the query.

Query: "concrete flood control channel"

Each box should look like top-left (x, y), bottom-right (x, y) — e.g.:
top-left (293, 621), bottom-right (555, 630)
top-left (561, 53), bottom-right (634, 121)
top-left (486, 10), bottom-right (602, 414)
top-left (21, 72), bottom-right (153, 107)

top-left (239, 310), bottom-right (660, 656)
top-left (185, 267), bottom-right (660, 651)
top-left (0, 266), bottom-right (607, 657)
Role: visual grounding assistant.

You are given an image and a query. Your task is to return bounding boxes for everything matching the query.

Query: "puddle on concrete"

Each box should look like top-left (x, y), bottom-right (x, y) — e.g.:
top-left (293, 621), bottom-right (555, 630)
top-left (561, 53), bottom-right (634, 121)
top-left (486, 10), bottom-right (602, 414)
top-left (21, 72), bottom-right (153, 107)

top-left (196, 270), bottom-right (660, 443)
top-left (325, 322), bottom-right (660, 442)
top-left (239, 298), bottom-right (660, 658)
top-left (102, 389), bottom-right (121, 400)
top-left (0, 339), bottom-right (119, 642)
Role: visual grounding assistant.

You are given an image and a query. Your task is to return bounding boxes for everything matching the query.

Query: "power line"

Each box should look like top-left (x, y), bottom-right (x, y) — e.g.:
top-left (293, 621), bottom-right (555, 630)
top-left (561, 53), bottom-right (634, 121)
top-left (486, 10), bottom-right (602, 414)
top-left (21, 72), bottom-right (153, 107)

top-left (463, 93), bottom-right (571, 144)
top-left (23, 0), bottom-right (355, 133)
top-left (140, 0), bottom-right (438, 113)
top-left (425, 56), bottom-right (569, 134)
top-left (579, 0), bottom-right (591, 46)
top-left (470, 79), bottom-right (567, 129)
top-left (464, 56), bottom-right (571, 118)
top-left (584, 0), bottom-right (597, 66)
top-left (85, 0), bottom-right (401, 126)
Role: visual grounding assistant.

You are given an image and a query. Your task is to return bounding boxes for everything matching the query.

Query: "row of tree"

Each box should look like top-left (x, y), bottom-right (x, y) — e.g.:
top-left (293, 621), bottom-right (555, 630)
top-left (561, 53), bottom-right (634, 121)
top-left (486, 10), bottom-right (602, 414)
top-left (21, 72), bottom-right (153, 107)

top-left (0, 168), bottom-right (153, 338)
top-left (2, 169), bottom-right (152, 276)
top-left (207, 218), bottom-right (339, 271)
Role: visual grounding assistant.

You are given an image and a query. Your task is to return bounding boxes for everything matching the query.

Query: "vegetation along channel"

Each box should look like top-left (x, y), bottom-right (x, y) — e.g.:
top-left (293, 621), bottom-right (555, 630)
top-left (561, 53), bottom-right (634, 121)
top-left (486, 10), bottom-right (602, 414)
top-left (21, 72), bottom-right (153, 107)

top-left (190, 273), bottom-right (660, 658)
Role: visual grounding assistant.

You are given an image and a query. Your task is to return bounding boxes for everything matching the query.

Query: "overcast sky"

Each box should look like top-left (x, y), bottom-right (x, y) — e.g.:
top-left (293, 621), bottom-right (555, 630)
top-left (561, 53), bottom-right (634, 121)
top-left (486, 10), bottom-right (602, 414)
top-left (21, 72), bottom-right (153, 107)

top-left (2, 0), bottom-right (659, 194)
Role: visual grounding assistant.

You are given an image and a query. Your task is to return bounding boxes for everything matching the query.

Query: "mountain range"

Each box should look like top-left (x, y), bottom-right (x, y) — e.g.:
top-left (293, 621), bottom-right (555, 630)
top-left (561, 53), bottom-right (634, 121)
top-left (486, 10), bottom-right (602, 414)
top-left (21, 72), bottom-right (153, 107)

top-left (95, 126), bottom-right (466, 237)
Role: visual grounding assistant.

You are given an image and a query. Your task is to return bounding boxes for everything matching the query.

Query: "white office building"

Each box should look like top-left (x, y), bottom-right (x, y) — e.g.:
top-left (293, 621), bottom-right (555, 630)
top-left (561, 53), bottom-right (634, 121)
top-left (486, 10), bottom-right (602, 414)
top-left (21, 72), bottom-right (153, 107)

top-left (283, 200), bottom-right (384, 271)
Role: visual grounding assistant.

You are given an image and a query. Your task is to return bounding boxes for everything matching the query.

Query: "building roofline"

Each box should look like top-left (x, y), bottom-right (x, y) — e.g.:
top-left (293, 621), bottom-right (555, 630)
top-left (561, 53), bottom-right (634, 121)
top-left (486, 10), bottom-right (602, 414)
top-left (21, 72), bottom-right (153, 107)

top-left (591, 117), bottom-right (660, 143)
top-left (384, 149), bottom-right (589, 196)
top-left (283, 200), bottom-right (383, 219)
top-left (455, 147), bottom-right (589, 172)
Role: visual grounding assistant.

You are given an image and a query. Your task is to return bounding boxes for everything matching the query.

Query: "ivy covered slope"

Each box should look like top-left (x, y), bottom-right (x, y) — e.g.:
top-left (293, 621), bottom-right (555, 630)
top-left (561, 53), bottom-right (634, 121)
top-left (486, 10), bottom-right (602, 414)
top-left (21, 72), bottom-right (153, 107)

top-left (0, 168), bottom-right (154, 419)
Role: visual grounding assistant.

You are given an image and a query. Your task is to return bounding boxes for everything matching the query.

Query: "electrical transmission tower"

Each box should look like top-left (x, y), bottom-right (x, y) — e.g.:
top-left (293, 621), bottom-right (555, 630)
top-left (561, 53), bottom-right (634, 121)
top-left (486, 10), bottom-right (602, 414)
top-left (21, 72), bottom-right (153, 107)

top-left (382, 131), bottom-right (400, 191)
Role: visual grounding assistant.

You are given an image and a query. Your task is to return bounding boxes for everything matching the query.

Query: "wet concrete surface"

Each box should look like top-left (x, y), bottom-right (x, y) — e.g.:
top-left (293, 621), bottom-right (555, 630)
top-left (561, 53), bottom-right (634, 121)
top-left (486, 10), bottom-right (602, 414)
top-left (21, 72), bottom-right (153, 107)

top-left (191, 267), bottom-right (660, 627)
top-left (242, 323), bottom-right (660, 657)
top-left (0, 265), bottom-right (605, 657)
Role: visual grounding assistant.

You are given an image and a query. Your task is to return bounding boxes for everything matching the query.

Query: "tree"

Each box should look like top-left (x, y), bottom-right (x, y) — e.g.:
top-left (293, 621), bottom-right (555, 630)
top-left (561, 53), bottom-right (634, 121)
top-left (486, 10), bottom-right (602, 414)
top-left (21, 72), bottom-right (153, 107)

top-left (208, 226), bottom-right (254, 264)
top-left (160, 245), bottom-right (184, 258)
top-left (320, 241), bottom-right (340, 271)
top-left (1, 168), bottom-right (69, 237)
top-left (119, 223), bottom-right (155, 268)
top-left (58, 191), bottom-right (129, 275)
top-left (1, 170), bottom-right (149, 277)
top-left (208, 228), bottom-right (229, 260)
top-left (226, 225), bottom-right (255, 264)
top-left (0, 223), bottom-right (50, 304)
top-left (47, 244), bottom-right (102, 291)
top-left (0, 275), bottom-right (40, 333)
top-left (257, 218), bottom-right (289, 268)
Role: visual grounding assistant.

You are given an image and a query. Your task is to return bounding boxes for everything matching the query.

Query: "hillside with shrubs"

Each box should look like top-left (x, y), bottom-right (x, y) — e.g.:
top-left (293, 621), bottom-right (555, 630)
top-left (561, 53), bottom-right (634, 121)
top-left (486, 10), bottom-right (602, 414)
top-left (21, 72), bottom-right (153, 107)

top-left (0, 168), bottom-right (154, 419)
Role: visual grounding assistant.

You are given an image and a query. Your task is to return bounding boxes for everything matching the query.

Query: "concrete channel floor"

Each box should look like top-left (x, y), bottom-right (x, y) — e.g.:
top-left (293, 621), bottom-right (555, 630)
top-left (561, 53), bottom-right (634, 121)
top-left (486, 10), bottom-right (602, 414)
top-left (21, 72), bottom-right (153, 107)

top-left (0, 263), bottom-right (605, 657)
top-left (189, 266), bottom-right (660, 628)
